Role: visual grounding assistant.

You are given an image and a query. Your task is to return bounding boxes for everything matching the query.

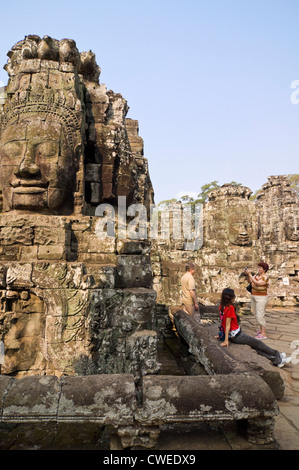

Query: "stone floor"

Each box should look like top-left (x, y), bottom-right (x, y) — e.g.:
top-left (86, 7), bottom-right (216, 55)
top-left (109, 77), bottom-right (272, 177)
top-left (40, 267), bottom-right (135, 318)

top-left (155, 307), bottom-right (299, 450)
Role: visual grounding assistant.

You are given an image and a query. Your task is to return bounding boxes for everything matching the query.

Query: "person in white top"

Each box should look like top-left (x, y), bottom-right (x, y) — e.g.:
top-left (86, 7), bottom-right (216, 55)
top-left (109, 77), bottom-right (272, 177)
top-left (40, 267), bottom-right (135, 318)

top-left (180, 262), bottom-right (199, 318)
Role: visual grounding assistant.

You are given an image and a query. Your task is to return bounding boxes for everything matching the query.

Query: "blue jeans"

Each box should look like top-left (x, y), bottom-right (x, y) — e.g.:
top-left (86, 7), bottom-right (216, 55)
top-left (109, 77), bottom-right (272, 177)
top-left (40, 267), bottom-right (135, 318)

top-left (230, 331), bottom-right (281, 366)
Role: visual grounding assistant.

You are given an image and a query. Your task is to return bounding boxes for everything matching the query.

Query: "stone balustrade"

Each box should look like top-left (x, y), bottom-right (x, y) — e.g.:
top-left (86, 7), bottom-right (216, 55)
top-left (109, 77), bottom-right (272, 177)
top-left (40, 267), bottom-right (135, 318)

top-left (0, 366), bottom-right (279, 449)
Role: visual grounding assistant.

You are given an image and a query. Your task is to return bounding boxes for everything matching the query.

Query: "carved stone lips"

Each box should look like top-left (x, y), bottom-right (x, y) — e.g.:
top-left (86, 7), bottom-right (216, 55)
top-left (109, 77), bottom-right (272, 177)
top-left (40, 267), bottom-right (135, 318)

top-left (11, 179), bottom-right (48, 194)
top-left (13, 187), bottom-right (47, 194)
top-left (289, 233), bottom-right (299, 241)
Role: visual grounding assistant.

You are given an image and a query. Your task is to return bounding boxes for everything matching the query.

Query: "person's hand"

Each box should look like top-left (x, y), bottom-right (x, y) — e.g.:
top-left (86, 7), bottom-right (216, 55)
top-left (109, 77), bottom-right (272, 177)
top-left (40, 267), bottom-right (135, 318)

top-left (195, 303), bottom-right (199, 310)
top-left (221, 340), bottom-right (229, 347)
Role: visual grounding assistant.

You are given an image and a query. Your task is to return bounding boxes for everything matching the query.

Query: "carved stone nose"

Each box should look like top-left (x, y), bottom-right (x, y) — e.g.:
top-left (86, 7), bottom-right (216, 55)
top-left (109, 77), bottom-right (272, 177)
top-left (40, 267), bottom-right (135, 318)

top-left (14, 143), bottom-right (41, 178)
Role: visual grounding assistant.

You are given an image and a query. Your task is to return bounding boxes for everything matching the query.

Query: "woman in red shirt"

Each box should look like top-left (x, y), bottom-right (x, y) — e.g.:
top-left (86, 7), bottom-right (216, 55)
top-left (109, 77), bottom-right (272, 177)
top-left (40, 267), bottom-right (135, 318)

top-left (218, 288), bottom-right (291, 368)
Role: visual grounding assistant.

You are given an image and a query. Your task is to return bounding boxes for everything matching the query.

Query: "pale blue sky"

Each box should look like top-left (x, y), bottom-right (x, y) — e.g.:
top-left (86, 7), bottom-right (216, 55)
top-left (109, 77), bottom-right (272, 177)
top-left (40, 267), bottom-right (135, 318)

top-left (0, 0), bottom-right (298, 203)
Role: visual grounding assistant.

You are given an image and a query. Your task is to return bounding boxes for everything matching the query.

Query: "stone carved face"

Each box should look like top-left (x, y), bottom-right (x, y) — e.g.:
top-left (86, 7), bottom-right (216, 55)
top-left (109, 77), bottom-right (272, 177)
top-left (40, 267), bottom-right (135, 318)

top-left (0, 290), bottom-right (46, 375)
top-left (229, 223), bottom-right (252, 246)
top-left (0, 116), bottom-right (75, 214)
top-left (285, 216), bottom-right (299, 242)
top-left (227, 206), bottom-right (253, 246)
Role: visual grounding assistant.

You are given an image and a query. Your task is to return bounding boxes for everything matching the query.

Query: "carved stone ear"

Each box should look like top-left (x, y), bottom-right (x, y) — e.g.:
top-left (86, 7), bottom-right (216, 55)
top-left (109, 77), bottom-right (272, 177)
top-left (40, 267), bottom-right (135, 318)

top-left (74, 143), bottom-right (83, 168)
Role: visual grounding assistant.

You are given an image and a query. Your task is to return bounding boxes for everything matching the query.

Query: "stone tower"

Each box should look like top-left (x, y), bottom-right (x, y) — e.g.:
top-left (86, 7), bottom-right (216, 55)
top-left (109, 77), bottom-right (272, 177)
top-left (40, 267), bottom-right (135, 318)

top-left (0, 35), bottom-right (157, 378)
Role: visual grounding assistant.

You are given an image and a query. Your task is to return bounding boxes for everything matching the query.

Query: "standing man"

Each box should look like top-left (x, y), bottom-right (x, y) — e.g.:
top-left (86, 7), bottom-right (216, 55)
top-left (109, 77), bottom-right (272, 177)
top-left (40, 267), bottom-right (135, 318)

top-left (180, 262), bottom-right (199, 318)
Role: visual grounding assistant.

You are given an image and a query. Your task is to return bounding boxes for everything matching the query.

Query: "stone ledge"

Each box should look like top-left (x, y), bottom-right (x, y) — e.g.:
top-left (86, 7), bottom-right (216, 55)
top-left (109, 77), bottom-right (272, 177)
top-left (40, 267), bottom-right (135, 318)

top-left (0, 368), bottom-right (279, 448)
top-left (0, 374), bottom-right (137, 425)
top-left (174, 310), bottom-right (285, 399)
top-left (206, 323), bottom-right (286, 400)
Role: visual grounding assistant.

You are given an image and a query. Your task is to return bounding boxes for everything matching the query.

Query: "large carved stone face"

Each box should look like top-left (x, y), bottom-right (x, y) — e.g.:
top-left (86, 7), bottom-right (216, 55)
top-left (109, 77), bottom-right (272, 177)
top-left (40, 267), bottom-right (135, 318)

top-left (227, 205), bottom-right (253, 246)
top-left (285, 216), bottom-right (299, 242)
top-left (0, 116), bottom-right (75, 213)
top-left (229, 222), bottom-right (252, 246)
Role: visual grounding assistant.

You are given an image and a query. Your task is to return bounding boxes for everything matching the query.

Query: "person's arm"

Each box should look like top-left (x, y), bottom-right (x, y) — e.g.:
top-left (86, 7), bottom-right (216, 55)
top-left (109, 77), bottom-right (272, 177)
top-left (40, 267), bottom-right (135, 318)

top-left (252, 277), bottom-right (268, 286)
top-left (221, 317), bottom-right (231, 347)
top-left (250, 274), bottom-right (268, 286)
top-left (245, 269), bottom-right (267, 286)
top-left (190, 290), bottom-right (199, 310)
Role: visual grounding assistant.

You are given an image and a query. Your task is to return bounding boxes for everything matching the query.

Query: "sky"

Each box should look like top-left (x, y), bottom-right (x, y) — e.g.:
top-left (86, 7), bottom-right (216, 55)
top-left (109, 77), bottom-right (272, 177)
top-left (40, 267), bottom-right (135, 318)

top-left (0, 0), bottom-right (298, 203)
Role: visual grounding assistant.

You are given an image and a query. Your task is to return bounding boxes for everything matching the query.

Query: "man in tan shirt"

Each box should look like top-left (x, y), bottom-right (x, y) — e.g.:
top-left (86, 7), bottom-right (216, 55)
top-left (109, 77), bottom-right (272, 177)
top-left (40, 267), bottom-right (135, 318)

top-left (180, 262), bottom-right (199, 318)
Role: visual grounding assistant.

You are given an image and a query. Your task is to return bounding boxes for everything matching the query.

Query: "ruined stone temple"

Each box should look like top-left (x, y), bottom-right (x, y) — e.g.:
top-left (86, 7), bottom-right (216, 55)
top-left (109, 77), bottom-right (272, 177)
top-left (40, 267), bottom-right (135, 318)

top-left (153, 176), bottom-right (299, 315)
top-left (0, 35), bottom-right (296, 449)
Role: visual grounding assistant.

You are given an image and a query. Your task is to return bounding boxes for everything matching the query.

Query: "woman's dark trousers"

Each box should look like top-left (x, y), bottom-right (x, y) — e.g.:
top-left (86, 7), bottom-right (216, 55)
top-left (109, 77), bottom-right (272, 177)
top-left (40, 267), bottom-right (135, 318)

top-left (230, 332), bottom-right (281, 366)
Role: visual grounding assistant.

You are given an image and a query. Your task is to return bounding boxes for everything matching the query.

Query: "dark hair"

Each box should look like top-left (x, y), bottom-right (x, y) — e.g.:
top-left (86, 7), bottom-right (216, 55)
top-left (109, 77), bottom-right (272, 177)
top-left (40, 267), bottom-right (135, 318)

top-left (185, 262), bottom-right (195, 272)
top-left (220, 288), bottom-right (235, 307)
top-left (258, 262), bottom-right (269, 272)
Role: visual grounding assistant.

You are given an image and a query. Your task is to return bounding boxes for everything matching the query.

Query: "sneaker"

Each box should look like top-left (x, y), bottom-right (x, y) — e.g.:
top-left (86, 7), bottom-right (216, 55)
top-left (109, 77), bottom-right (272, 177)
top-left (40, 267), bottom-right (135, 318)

top-left (277, 356), bottom-right (292, 368)
top-left (280, 352), bottom-right (286, 358)
top-left (256, 333), bottom-right (267, 339)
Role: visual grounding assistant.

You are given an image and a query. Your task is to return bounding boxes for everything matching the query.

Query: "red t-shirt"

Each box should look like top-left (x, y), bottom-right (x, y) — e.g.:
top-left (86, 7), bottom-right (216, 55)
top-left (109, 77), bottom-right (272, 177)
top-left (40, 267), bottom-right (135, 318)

top-left (221, 304), bottom-right (239, 334)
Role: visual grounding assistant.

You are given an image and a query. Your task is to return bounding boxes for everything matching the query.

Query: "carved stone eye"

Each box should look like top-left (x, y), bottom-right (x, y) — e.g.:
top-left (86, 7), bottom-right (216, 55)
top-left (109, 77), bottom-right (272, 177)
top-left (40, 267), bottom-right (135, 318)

top-left (35, 141), bottom-right (59, 159)
top-left (1, 141), bottom-right (23, 160)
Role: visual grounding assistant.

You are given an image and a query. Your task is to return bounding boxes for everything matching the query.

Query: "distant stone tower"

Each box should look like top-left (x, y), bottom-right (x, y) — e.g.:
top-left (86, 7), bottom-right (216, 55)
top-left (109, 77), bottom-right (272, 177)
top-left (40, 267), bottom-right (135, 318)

top-left (152, 178), bottom-right (299, 309)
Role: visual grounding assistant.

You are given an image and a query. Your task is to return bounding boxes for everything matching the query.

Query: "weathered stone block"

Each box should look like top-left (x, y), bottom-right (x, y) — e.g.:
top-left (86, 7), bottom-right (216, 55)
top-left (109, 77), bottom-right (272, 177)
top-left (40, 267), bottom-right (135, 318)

top-left (136, 374), bottom-right (279, 427)
top-left (116, 254), bottom-right (152, 288)
top-left (0, 245), bottom-right (20, 261)
top-left (58, 374), bottom-right (137, 424)
top-left (78, 252), bottom-right (117, 264)
top-left (2, 376), bottom-right (60, 421)
top-left (116, 239), bottom-right (151, 255)
top-left (84, 264), bottom-right (115, 288)
top-left (19, 246), bottom-right (38, 261)
top-left (126, 330), bottom-right (160, 377)
top-left (37, 245), bottom-right (65, 260)
top-left (122, 288), bottom-right (156, 330)
top-left (34, 226), bottom-right (69, 246)
top-left (174, 311), bottom-right (285, 399)
top-left (32, 262), bottom-right (68, 289)
top-left (75, 231), bottom-right (116, 254)
top-left (0, 226), bottom-right (34, 245)
top-left (85, 163), bottom-right (101, 182)
top-left (6, 263), bottom-right (33, 289)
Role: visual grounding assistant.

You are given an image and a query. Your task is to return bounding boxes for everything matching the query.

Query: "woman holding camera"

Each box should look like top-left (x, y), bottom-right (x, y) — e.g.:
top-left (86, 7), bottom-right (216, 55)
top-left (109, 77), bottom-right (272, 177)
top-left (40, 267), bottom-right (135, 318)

top-left (245, 262), bottom-right (269, 340)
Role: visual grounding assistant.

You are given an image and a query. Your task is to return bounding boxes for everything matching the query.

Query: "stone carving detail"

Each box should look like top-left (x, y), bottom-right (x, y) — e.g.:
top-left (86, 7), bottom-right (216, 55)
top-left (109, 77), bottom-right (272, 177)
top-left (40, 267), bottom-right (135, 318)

top-left (0, 36), bottom-right (156, 378)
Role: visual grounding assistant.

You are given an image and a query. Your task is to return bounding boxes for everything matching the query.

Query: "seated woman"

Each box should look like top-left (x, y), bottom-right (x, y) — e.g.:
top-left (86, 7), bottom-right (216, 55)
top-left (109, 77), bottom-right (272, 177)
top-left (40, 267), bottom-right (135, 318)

top-left (218, 288), bottom-right (291, 368)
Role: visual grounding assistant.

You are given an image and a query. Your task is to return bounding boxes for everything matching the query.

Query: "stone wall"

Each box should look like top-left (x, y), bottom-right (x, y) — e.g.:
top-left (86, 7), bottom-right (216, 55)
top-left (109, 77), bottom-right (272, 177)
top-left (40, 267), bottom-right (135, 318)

top-left (0, 213), bottom-right (158, 377)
